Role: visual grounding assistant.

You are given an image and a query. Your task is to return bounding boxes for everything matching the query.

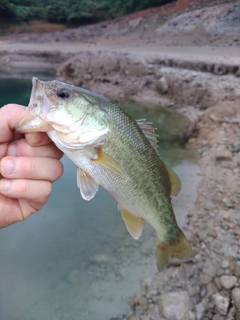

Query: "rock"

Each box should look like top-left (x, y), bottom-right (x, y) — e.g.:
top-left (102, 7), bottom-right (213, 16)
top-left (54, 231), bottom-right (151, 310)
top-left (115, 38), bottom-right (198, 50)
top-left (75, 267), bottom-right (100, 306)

top-left (142, 277), bottom-right (152, 289)
top-left (232, 287), bottom-right (240, 307)
top-left (221, 260), bottom-right (229, 269)
top-left (83, 73), bottom-right (92, 80)
top-left (137, 296), bottom-right (148, 306)
top-left (227, 306), bottom-right (237, 320)
top-left (204, 201), bottom-right (215, 211)
top-left (222, 197), bottom-right (234, 209)
top-left (185, 310), bottom-right (196, 320)
top-left (157, 291), bottom-right (192, 320)
top-left (195, 302), bottom-right (204, 320)
top-left (208, 230), bottom-right (217, 238)
top-left (146, 289), bottom-right (158, 299)
top-left (206, 283), bottom-right (217, 299)
top-left (200, 273), bottom-right (213, 285)
top-left (219, 275), bottom-right (237, 289)
top-left (235, 266), bottom-right (240, 278)
top-left (188, 285), bottom-right (200, 296)
top-left (213, 293), bottom-right (230, 316)
top-left (156, 76), bottom-right (169, 94)
top-left (215, 147), bottom-right (232, 161)
top-left (200, 287), bottom-right (207, 298)
top-left (212, 315), bottom-right (226, 320)
top-left (213, 64), bottom-right (228, 75)
top-left (217, 268), bottom-right (224, 276)
top-left (213, 278), bottom-right (222, 291)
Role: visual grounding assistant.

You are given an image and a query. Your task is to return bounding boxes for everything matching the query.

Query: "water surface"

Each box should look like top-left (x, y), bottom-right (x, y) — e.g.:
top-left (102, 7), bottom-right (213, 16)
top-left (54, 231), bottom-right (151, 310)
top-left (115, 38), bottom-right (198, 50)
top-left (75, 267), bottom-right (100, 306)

top-left (0, 78), bottom-right (200, 320)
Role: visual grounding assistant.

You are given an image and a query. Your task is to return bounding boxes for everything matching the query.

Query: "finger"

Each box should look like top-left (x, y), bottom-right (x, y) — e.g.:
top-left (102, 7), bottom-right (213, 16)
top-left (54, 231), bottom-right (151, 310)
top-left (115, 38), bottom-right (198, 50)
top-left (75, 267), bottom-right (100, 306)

top-left (0, 179), bottom-right (52, 206)
top-left (0, 194), bottom-right (25, 228)
top-left (6, 139), bottom-right (63, 159)
top-left (0, 143), bottom-right (8, 160)
top-left (25, 132), bottom-right (53, 147)
top-left (0, 156), bottom-right (63, 182)
top-left (0, 104), bottom-right (27, 143)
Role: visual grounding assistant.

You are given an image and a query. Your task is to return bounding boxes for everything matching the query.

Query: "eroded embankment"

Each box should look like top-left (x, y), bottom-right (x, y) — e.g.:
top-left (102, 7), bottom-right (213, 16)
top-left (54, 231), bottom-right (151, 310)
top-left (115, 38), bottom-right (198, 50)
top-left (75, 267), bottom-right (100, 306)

top-left (57, 49), bottom-right (240, 119)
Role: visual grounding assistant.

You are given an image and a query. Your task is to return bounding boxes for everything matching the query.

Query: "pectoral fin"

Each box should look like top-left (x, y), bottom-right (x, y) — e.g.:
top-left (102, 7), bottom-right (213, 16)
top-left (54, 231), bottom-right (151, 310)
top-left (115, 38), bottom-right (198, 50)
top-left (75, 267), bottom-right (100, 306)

top-left (120, 207), bottom-right (143, 240)
top-left (164, 164), bottom-right (182, 196)
top-left (92, 150), bottom-right (128, 178)
top-left (77, 168), bottom-right (99, 201)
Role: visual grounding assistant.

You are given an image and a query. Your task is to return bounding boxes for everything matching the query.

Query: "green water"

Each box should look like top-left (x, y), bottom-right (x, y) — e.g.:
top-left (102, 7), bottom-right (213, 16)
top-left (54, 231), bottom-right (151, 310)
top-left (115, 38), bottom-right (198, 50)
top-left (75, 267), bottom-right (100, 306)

top-left (0, 78), bottom-right (200, 320)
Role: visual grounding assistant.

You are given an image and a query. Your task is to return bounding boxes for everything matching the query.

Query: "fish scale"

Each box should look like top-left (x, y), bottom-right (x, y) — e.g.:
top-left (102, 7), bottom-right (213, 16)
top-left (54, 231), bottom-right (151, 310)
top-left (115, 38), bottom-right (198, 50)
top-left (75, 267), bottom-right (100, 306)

top-left (16, 77), bottom-right (193, 271)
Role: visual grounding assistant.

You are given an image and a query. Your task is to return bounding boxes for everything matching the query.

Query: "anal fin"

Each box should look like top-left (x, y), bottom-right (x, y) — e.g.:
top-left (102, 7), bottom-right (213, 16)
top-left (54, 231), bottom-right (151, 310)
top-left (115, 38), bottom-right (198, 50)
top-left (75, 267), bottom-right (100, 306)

top-left (120, 207), bottom-right (143, 240)
top-left (77, 168), bottom-right (99, 201)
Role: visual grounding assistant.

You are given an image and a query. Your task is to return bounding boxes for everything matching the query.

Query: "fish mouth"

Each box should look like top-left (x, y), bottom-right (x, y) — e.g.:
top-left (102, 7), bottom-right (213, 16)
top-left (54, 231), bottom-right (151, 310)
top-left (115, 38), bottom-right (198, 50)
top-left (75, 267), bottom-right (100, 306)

top-left (29, 77), bottom-right (42, 106)
top-left (15, 77), bottom-right (52, 133)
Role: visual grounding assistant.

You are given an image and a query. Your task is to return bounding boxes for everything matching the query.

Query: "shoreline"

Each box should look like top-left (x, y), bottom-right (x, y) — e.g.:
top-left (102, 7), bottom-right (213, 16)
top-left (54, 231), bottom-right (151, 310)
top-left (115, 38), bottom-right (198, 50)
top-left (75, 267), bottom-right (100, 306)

top-left (2, 40), bottom-right (240, 319)
top-left (2, 2), bottom-right (240, 316)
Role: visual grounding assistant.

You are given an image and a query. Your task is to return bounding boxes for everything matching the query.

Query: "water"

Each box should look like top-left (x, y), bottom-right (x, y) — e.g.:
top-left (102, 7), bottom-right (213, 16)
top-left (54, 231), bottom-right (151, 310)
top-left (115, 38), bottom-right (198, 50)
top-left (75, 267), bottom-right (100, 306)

top-left (0, 78), bottom-right (200, 320)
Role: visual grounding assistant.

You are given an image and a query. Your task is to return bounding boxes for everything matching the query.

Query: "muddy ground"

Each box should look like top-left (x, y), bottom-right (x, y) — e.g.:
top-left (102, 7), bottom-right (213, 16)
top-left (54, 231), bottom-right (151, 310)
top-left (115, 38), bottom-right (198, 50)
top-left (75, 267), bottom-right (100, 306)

top-left (1, 0), bottom-right (240, 319)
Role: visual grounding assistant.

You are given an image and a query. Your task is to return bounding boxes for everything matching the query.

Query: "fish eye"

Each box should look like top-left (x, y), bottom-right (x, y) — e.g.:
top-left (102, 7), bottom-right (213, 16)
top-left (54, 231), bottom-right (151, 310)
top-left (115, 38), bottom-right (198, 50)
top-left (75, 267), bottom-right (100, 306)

top-left (57, 89), bottom-right (71, 99)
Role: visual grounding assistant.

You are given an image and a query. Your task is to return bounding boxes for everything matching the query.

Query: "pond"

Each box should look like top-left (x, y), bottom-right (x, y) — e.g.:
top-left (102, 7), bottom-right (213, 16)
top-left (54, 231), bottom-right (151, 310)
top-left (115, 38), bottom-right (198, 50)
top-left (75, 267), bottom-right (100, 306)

top-left (0, 77), bottom-right (200, 320)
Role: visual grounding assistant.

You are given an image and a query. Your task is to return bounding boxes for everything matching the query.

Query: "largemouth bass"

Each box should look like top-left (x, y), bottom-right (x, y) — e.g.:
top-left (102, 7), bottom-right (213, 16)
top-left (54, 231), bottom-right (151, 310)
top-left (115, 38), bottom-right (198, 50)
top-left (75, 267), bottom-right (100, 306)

top-left (16, 77), bottom-right (193, 271)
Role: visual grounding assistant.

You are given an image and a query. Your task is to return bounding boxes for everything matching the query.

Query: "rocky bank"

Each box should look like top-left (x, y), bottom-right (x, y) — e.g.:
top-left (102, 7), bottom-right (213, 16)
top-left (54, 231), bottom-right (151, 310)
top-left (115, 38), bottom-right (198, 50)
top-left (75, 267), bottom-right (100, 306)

top-left (109, 97), bottom-right (240, 320)
top-left (1, 0), bottom-right (240, 319)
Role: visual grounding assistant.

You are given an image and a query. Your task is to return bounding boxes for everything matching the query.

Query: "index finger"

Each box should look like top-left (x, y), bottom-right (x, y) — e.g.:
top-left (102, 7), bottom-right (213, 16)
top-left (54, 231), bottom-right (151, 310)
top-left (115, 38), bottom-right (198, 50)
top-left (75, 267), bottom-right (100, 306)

top-left (0, 104), bottom-right (27, 143)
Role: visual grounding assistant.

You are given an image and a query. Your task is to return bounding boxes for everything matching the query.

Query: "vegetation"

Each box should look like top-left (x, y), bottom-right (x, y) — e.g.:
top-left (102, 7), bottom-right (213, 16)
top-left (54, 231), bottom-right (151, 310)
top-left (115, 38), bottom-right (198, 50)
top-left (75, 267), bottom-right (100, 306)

top-left (0, 0), bottom-right (175, 24)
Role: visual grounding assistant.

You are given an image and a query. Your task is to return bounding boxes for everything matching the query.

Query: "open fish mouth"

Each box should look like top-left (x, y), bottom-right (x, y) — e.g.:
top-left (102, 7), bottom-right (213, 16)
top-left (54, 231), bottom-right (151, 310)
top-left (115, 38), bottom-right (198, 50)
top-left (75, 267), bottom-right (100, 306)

top-left (15, 77), bottom-right (52, 133)
top-left (15, 113), bottom-right (49, 133)
top-left (28, 77), bottom-right (43, 107)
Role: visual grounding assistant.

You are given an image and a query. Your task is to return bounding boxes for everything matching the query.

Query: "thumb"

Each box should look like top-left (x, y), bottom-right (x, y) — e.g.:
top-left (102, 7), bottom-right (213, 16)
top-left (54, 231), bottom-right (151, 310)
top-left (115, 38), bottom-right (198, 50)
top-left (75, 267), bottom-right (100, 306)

top-left (25, 132), bottom-right (52, 146)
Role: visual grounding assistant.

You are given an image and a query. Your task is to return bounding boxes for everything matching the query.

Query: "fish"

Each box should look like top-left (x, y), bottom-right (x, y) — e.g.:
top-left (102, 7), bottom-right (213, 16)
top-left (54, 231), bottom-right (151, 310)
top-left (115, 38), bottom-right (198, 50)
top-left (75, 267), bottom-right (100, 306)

top-left (15, 77), bottom-right (193, 271)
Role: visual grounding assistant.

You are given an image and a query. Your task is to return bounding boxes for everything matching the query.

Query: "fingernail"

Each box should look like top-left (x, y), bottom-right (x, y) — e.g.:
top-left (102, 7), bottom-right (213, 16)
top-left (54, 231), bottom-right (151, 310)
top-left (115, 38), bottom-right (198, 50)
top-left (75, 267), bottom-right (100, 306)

top-left (0, 179), bottom-right (12, 192)
top-left (7, 144), bottom-right (17, 156)
top-left (1, 159), bottom-right (14, 175)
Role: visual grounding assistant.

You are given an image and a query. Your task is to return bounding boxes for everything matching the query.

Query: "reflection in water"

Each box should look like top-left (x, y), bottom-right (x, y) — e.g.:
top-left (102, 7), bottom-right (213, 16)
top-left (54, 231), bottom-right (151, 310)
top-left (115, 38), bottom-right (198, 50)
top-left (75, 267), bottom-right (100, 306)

top-left (0, 78), bottom-right (200, 320)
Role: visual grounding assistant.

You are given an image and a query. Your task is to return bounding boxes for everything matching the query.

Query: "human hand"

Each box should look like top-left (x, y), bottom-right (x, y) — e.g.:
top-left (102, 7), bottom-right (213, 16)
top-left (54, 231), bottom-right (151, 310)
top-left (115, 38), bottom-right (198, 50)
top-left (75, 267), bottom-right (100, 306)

top-left (0, 104), bottom-right (63, 228)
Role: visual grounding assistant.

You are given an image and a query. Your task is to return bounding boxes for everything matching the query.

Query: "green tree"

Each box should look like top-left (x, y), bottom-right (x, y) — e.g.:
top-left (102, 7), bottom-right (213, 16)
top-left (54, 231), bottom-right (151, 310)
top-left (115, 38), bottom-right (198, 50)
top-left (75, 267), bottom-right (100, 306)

top-left (0, 0), bottom-right (176, 24)
top-left (0, 0), bottom-right (44, 21)
top-left (0, 0), bottom-right (15, 18)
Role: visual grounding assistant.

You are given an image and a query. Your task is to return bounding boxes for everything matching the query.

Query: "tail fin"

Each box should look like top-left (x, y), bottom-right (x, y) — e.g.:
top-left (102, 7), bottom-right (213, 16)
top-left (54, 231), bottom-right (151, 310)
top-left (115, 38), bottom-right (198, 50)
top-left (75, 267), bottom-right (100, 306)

top-left (156, 229), bottom-right (193, 271)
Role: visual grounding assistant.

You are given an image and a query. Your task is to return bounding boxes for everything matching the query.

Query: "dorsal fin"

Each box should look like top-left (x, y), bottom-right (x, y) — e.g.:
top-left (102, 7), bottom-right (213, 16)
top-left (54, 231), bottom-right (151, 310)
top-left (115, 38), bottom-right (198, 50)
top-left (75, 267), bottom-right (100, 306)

top-left (164, 163), bottom-right (182, 196)
top-left (136, 119), bottom-right (159, 151)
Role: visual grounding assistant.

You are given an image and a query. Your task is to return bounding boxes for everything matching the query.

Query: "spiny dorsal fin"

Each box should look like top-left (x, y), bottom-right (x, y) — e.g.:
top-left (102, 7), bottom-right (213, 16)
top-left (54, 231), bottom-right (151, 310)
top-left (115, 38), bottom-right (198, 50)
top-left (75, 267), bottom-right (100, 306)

top-left (136, 119), bottom-right (159, 151)
top-left (164, 163), bottom-right (182, 196)
top-left (136, 119), bottom-right (181, 196)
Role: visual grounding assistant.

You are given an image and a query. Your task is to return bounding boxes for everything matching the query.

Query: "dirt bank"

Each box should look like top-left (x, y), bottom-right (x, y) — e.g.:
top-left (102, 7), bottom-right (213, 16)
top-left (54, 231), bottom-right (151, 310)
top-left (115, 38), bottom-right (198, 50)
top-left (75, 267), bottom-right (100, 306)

top-left (1, 0), bottom-right (240, 319)
top-left (109, 101), bottom-right (240, 320)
